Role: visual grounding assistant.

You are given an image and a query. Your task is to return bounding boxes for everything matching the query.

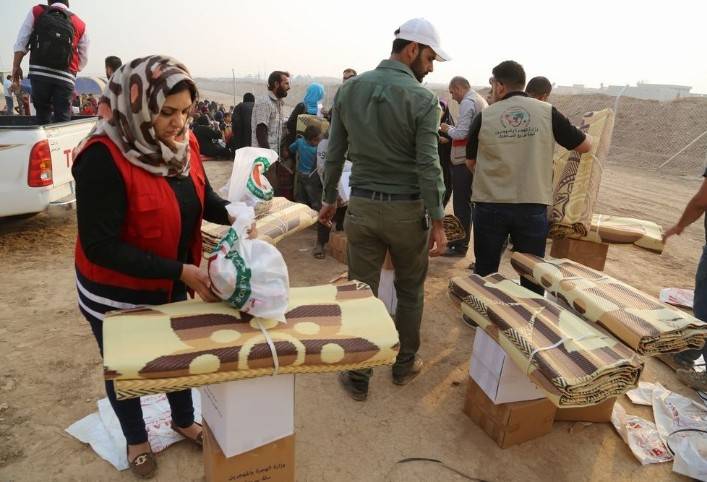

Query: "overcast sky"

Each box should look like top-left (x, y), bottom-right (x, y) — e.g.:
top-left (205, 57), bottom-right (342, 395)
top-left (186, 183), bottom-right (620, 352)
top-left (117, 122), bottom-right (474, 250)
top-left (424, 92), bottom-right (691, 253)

top-left (2, 0), bottom-right (705, 93)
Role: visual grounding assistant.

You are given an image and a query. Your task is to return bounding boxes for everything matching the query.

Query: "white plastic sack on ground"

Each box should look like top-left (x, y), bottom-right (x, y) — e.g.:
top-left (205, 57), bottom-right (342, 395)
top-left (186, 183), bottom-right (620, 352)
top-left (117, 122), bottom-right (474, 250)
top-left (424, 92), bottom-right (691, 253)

top-left (610, 403), bottom-right (672, 465)
top-left (652, 383), bottom-right (707, 442)
top-left (65, 390), bottom-right (202, 471)
top-left (224, 147), bottom-right (279, 208)
top-left (659, 288), bottom-right (694, 309)
top-left (208, 202), bottom-right (289, 322)
top-left (670, 432), bottom-right (707, 480)
top-left (626, 382), bottom-right (662, 406)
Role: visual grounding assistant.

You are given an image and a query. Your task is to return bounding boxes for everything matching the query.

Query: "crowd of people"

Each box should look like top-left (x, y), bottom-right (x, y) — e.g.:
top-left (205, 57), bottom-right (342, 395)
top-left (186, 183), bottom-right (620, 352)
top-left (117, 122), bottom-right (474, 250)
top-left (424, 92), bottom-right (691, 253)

top-left (6, 1), bottom-right (707, 479)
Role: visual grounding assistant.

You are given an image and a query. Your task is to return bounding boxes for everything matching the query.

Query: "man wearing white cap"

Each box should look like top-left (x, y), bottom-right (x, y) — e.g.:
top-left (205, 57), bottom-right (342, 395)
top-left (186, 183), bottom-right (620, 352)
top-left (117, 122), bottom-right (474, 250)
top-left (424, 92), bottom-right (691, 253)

top-left (320, 18), bottom-right (449, 401)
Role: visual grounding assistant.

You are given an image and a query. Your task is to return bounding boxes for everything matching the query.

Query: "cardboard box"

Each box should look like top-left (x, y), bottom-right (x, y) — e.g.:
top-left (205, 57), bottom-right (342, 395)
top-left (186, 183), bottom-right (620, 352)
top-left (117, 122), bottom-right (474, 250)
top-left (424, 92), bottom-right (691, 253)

top-left (463, 377), bottom-right (556, 449)
top-left (470, 329), bottom-right (546, 404)
top-left (550, 237), bottom-right (609, 271)
top-left (555, 397), bottom-right (616, 423)
top-left (328, 231), bottom-right (348, 265)
top-left (204, 422), bottom-right (295, 482)
top-left (200, 375), bottom-right (294, 458)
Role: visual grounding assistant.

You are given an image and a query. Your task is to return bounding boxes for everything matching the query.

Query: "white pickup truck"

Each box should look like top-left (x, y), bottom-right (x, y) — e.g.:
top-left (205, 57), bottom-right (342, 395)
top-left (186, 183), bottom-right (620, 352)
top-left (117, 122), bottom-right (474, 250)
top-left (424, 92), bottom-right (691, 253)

top-left (0, 116), bottom-right (96, 217)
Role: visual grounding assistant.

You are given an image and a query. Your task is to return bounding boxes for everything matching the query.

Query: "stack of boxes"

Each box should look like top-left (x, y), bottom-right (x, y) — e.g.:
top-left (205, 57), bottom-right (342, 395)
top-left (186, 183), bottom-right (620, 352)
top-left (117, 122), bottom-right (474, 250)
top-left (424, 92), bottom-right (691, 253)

top-left (201, 376), bottom-right (296, 482)
top-left (464, 326), bottom-right (617, 449)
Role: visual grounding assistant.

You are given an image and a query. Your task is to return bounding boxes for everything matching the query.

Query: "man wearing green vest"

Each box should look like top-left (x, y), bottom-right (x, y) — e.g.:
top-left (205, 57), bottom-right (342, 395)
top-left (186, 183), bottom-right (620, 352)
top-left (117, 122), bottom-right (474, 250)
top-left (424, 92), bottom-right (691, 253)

top-left (466, 60), bottom-right (591, 294)
top-left (320, 18), bottom-right (449, 401)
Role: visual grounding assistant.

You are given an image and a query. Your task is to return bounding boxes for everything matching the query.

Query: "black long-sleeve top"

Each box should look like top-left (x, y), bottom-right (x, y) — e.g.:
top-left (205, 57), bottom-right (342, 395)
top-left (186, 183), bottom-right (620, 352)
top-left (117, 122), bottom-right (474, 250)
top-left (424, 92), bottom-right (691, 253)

top-left (73, 142), bottom-right (230, 282)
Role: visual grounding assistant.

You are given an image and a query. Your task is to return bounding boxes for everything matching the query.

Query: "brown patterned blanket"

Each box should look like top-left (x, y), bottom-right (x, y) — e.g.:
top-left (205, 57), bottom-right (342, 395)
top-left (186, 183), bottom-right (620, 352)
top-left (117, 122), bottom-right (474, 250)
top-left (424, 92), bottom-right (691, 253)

top-left (104, 282), bottom-right (399, 399)
top-left (510, 253), bottom-right (707, 355)
top-left (449, 273), bottom-right (643, 407)
top-left (550, 109), bottom-right (615, 238)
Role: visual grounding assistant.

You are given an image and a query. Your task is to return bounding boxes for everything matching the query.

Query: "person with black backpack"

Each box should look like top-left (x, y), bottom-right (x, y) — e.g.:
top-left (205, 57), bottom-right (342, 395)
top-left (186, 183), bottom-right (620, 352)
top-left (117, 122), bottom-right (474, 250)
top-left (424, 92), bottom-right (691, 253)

top-left (12, 0), bottom-right (88, 125)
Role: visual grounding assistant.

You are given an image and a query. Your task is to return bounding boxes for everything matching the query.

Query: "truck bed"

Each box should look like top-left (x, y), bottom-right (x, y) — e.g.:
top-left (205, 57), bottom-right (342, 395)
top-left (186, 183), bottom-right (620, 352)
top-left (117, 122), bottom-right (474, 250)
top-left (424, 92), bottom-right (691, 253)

top-left (0, 115), bottom-right (97, 129)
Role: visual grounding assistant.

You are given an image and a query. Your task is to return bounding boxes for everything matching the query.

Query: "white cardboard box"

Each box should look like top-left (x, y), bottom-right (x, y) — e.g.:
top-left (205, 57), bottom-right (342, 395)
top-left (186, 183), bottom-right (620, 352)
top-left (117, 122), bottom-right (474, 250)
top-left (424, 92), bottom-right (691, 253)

top-left (469, 329), bottom-right (545, 404)
top-left (378, 268), bottom-right (397, 315)
top-left (200, 375), bottom-right (295, 458)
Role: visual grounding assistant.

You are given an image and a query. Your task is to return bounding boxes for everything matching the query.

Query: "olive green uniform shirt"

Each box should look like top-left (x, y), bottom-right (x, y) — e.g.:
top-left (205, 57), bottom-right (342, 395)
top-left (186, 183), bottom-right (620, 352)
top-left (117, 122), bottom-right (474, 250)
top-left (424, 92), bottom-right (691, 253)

top-left (323, 59), bottom-right (445, 219)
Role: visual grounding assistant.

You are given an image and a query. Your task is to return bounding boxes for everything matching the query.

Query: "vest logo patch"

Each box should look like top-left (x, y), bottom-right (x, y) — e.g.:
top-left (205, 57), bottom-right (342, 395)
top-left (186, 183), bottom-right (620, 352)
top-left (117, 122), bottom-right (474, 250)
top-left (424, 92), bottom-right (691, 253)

top-left (496, 106), bottom-right (538, 139)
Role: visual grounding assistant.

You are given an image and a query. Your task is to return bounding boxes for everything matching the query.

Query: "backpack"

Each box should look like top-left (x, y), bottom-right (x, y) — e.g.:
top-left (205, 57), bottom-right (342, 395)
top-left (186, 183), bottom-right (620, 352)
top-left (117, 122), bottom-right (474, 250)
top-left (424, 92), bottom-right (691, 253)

top-left (29, 5), bottom-right (75, 70)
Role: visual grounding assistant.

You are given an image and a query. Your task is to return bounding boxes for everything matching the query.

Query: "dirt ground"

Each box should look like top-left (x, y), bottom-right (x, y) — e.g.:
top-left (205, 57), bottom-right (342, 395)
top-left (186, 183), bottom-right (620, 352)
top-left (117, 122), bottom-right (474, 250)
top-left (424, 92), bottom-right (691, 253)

top-left (0, 159), bottom-right (703, 482)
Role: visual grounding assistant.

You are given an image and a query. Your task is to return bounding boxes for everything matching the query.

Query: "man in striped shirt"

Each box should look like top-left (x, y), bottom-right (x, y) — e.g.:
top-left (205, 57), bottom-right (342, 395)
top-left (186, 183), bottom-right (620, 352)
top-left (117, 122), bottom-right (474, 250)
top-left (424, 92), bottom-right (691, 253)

top-left (12, 0), bottom-right (89, 124)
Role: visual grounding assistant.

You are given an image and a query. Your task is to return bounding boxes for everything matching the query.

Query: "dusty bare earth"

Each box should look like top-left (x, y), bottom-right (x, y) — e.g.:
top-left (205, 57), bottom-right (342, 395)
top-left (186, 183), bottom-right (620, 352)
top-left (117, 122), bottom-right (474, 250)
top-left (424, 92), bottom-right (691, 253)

top-left (0, 155), bottom-right (703, 482)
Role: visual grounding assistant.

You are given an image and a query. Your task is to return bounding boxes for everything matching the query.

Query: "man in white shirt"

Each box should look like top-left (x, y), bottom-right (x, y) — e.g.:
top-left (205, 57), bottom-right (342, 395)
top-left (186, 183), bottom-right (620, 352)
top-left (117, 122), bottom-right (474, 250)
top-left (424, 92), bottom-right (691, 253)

top-left (439, 76), bottom-right (487, 257)
top-left (252, 70), bottom-right (290, 196)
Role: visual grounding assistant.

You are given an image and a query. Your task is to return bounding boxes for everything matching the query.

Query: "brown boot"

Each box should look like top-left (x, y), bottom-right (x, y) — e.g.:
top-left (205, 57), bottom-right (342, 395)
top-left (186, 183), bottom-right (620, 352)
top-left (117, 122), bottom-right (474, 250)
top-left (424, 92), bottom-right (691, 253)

top-left (393, 357), bottom-right (424, 386)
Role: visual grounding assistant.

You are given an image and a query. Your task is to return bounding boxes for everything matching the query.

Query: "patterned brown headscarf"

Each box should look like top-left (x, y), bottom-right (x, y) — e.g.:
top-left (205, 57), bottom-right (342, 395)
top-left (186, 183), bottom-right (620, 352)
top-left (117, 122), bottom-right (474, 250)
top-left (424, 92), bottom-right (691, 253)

top-left (92, 55), bottom-right (197, 177)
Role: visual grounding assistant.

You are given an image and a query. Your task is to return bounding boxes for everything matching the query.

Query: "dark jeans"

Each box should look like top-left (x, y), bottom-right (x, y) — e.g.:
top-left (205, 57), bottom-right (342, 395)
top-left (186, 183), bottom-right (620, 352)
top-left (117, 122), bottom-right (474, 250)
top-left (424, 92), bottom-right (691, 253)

top-left (439, 143), bottom-right (452, 208)
top-left (317, 205), bottom-right (347, 245)
top-left (676, 246), bottom-right (707, 365)
top-left (85, 290), bottom-right (195, 445)
top-left (30, 76), bottom-right (73, 125)
top-left (450, 164), bottom-right (473, 251)
top-left (295, 171), bottom-right (322, 211)
top-left (473, 202), bottom-right (549, 295)
top-left (4, 96), bottom-right (13, 115)
top-left (344, 196), bottom-right (430, 387)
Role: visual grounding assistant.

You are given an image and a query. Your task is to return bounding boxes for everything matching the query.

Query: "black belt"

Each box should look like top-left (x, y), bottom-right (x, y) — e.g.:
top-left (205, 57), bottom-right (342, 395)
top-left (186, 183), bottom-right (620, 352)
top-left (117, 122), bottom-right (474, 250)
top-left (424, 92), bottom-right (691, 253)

top-left (350, 187), bottom-right (420, 201)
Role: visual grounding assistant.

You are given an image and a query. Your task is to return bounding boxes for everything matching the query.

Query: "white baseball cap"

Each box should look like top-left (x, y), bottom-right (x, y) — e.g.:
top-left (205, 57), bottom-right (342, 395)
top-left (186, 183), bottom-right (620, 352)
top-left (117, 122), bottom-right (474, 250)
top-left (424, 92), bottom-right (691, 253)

top-left (395, 18), bottom-right (451, 62)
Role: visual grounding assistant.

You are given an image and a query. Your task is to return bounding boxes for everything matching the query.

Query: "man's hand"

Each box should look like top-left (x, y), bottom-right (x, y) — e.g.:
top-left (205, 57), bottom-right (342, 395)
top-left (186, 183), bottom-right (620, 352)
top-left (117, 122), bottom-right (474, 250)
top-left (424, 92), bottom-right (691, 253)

top-left (440, 123), bottom-right (451, 134)
top-left (11, 66), bottom-right (22, 85)
top-left (465, 158), bottom-right (476, 173)
top-left (439, 137), bottom-right (450, 144)
top-left (663, 224), bottom-right (684, 243)
top-left (428, 219), bottom-right (447, 257)
top-left (319, 202), bottom-right (337, 227)
top-left (180, 264), bottom-right (220, 302)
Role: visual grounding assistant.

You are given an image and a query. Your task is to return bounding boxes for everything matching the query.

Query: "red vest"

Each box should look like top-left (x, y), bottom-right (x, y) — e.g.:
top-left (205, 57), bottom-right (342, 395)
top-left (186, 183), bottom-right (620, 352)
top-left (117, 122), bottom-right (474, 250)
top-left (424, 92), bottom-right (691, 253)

top-left (32, 4), bottom-right (86, 74)
top-left (75, 133), bottom-right (206, 298)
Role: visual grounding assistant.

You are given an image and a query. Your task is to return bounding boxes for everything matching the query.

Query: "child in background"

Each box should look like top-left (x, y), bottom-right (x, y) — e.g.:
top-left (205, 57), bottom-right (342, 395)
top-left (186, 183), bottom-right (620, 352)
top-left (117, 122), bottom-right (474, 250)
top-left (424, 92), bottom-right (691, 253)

top-left (289, 125), bottom-right (323, 210)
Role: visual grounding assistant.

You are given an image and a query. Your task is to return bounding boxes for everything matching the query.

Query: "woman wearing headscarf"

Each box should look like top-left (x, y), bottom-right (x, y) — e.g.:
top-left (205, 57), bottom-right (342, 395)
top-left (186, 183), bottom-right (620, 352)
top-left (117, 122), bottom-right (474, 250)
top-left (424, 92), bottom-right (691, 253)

top-left (284, 82), bottom-right (325, 148)
top-left (72, 55), bottom-right (233, 478)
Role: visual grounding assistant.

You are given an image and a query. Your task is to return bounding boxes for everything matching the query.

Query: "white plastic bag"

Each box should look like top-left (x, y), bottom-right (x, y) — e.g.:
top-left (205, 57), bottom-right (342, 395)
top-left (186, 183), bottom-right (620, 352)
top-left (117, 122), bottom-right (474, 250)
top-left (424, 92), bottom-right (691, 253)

top-left (610, 403), bottom-right (673, 465)
top-left (224, 147), bottom-right (279, 208)
top-left (670, 432), bottom-right (707, 480)
top-left (65, 391), bottom-right (202, 471)
top-left (208, 203), bottom-right (289, 322)
top-left (652, 383), bottom-right (707, 443)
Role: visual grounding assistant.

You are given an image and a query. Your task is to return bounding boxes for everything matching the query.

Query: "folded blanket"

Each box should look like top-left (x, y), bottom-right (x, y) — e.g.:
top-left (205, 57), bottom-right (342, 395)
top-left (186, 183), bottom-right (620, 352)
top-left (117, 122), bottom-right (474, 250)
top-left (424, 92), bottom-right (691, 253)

top-left (567, 214), bottom-right (664, 254)
top-left (202, 197), bottom-right (317, 252)
top-left (104, 282), bottom-right (400, 399)
top-left (510, 253), bottom-right (707, 355)
top-left (550, 109), bottom-right (615, 238)
top-left (449, 273), bottom-right (643, 407)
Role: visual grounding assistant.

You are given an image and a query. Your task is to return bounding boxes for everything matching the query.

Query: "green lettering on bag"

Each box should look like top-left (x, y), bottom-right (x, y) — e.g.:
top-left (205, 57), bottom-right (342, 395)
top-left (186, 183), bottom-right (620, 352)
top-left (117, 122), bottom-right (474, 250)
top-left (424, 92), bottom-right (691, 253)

top-left (219, 228), bottom-right (253, 308)
top-left (246, 157), bottom-right (274, 201)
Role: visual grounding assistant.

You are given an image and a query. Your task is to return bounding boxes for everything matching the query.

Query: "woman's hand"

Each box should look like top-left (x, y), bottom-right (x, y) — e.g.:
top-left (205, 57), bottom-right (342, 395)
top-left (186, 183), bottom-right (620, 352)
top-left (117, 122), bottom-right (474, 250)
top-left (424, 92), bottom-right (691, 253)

top-left (180, 264), bottom-right (220, 302)
top-left (247, 222), bottom-right (257, 239)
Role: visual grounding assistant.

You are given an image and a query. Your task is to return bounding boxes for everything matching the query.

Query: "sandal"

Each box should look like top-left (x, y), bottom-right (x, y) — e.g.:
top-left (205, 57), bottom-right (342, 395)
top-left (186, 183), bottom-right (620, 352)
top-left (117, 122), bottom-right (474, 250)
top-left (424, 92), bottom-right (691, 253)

top-left (127, 447), bottom-right (157, 479)
top-left (171, 421), bottom-right (203, 448)
top-left (313, 243), bottom-right (326, 259)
